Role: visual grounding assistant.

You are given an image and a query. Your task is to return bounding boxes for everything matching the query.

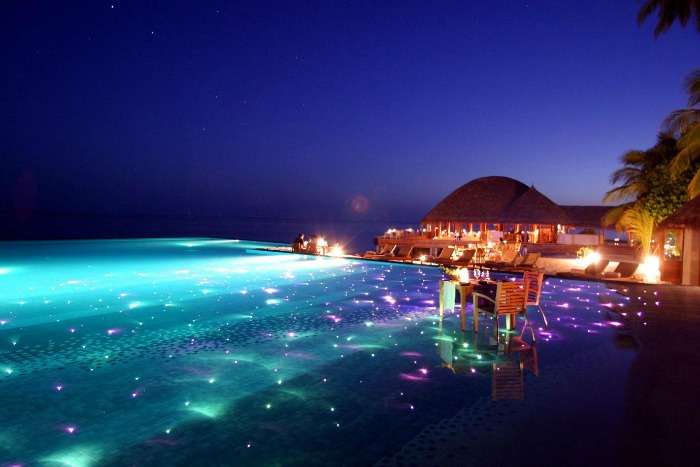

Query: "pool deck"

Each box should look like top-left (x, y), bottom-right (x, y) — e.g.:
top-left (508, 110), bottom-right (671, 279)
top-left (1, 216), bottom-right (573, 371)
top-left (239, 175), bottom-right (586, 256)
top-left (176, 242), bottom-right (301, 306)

top-left (262, 246), bottom-right (669, 286)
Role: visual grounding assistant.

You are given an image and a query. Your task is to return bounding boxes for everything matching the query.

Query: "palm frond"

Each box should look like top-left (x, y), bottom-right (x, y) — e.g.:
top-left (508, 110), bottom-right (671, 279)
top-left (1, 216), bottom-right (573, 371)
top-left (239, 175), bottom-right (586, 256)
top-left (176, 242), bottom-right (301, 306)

top-left (670, 139), bottom-right (700, 177)
top-left (638, 0), bottom-right (700, 36)
top-left (688, 168), bottom-right (700, 198)
top-left (662, 108), bottom-right (700, 134)
top-left (601, 203), bottom-right (633, 227)
top-left (603, 182), bottom-right (645, 202)
top-left (609, 166), bottom-right (641, 185)
top-left (685, 68), bottom-right (700, 106)
top-left (615, 205), bottom-right (656, 257)
top-left (619, 150), bottom-right (646, 166)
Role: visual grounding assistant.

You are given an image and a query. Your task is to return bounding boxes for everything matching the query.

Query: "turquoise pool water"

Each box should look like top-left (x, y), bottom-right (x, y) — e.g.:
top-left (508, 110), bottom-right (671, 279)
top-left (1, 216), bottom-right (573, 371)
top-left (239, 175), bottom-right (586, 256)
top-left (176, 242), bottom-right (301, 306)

top-left (0, 239), bottom-right (642, 466)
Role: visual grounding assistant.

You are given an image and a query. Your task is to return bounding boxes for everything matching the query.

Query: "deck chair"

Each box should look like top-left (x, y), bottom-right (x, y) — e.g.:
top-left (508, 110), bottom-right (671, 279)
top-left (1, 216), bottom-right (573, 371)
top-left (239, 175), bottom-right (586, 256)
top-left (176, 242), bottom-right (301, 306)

top-left (430, 246), bottom-right (455, 263)
top-left (484, 249), bottom-right (521, 269)
top-left (570, 259), bottom-right (610, 278)
top-left (388, 245), bottom-right (414, 262)
top-left (520, 271), bottom-right (546, 340)
top-left (602, 261), bottom-right (639, 279)
top-left (473, 281), bottom-right (526, 343)
top-left (363, 244), bottom-right (396, 259)
top-left (450, 249), bottom-right (476, 267)
top-left (516, 252), bottom-right (540, 270)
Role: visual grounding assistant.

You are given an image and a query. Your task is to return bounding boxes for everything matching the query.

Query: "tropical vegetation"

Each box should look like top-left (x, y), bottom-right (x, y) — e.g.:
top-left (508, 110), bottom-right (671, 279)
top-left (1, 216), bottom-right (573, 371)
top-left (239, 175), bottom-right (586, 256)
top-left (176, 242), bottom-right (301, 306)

top-left (603, 1), bottom-right (700, 255)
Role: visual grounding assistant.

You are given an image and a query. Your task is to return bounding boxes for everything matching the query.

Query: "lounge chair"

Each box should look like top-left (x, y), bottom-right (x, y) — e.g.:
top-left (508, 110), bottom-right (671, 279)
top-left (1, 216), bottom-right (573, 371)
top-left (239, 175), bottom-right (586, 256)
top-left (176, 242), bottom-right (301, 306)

top-left (558, 259), bottom-right (610, 279)
top-left (363, 244), bottom-right (396, 259)
top-left (602, 261), bottom-right (639, 279)
top-left (428, 246), bottom-right (455, 263)
top-left (448, 249), bottom-right (476, 267)
top-left (516, 252), bottom-right (541, 270)
top-left (388, 245), bottom-right (414, 262)
top-left (484, 250), bottom-right (522, 269)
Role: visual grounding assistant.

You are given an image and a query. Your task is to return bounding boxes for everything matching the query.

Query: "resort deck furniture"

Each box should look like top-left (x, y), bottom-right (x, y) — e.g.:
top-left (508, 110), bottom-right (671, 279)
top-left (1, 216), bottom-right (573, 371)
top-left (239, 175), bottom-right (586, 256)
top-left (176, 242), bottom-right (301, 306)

top-left (429, 246), bottom-right (455, 263)
top-left (388, 245), bottom-right (414, 262)
top-left (473, 281), bottom-right (526, 342)
top-left (602, 261), bottom-right (639, 279)
top-left (363, 244), bottom-right (397, 259)
top-left (521, 271), bottom-right (546, 339)
top-left (443, 249), bottom-right (475, 267)
top-left (484, 251), bottom-right (523, 269)
top-left (515, 252), bottom-right (541, 270)
top-left (568, 258), bottom-right (610, 278)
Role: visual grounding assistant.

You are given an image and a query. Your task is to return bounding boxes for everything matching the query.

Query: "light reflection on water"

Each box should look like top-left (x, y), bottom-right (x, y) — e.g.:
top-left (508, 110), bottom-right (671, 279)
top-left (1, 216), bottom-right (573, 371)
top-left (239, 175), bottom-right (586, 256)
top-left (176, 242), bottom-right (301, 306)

top-left (0, 239), bottom-right (646, 466)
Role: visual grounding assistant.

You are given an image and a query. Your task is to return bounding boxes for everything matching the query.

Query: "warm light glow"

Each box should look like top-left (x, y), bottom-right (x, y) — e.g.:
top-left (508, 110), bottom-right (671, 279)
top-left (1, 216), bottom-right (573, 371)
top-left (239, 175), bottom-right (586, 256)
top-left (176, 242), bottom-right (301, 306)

top-left (328, 244), bottom-right (345, 257)
top-left (577, 250), bottom-right (601, 268)
top-left (418, 255), bottom-right (427, 262)
top-left (640, 255), bottom-right (660, 283)
top-left (457, 268), bottom-right (470, 284)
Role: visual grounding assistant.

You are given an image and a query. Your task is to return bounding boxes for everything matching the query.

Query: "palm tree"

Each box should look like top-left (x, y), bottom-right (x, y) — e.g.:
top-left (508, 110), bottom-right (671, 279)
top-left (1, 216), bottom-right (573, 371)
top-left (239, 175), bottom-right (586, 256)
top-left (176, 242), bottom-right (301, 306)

top-left (613, 205), bottom-right (657, 257)
top-left (663, 70), bottom-right (700, 133)
top-left (638, 0), bottom-right (700, 37)
top-left (665, 70), bottom-right (700, 197)
top-left (603, 133), bottom-right (678, 203)
top-left (604, 134), bottom-right (679, 255)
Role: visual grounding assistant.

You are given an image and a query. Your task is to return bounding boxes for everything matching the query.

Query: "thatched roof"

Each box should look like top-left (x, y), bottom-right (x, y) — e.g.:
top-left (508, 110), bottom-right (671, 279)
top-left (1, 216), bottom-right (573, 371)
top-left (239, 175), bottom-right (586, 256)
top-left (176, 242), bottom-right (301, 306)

top-left (560, 206), bottom-right (610, 227)
top-left (422, 176), bottom-right (531, 224)
top-left (422, 176), bottom-right (608, 226)
top-left (659, 196), bottom-right (700, 229)
top-left (501, 187), bottom-right (569, 224)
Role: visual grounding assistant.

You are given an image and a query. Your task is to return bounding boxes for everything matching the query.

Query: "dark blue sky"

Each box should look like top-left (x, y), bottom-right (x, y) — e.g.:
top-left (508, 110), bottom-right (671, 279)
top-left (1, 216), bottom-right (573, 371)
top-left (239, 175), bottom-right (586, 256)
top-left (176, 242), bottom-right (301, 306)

top-left (3, 0), bottom-right (699, 224)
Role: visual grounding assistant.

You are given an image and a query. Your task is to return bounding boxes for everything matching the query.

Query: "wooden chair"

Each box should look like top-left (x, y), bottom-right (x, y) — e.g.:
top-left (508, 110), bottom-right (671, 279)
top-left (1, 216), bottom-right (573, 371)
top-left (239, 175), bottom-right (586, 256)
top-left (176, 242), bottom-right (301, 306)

top-left (521, 271), bottom-right (546, 340)
top-left (472, 281), bottom-right (526, 342)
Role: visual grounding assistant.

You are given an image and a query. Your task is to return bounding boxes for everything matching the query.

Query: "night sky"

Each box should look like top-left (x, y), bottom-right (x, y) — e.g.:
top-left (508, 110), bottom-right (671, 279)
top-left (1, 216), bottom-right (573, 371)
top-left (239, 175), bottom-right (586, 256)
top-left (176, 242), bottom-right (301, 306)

top-left (3, 1), bottom-right (699, 229)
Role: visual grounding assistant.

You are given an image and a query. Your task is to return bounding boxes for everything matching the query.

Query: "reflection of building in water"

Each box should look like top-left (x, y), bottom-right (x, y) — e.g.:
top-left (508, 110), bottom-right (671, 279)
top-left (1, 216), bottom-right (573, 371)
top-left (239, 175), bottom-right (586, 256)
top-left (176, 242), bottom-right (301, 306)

top-left (437, 324), bottom-right (539, 401)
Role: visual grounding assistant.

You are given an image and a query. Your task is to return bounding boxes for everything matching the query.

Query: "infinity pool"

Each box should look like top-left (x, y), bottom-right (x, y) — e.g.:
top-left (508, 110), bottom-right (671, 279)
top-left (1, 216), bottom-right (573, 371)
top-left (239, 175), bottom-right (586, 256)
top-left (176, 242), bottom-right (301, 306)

top-left (0, 239), bottom-right (644, 466)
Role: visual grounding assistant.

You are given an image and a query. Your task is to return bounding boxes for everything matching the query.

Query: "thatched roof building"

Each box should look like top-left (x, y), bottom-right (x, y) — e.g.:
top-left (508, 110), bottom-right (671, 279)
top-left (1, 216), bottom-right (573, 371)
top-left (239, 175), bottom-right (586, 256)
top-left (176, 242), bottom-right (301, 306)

top-left (656, 196), bottom-right (700, 286)
top-left (659, 195), bottom-right (700, 229)
top-left (421, 176), bottom-right (606, 227)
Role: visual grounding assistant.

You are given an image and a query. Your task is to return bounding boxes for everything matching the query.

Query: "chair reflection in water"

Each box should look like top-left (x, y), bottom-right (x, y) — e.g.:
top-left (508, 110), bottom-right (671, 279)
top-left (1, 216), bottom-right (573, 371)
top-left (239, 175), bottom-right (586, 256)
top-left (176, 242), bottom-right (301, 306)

top-left (437, 276), bottom-right (541, 401)
top-left (437, 323), bottom-right (539, 401)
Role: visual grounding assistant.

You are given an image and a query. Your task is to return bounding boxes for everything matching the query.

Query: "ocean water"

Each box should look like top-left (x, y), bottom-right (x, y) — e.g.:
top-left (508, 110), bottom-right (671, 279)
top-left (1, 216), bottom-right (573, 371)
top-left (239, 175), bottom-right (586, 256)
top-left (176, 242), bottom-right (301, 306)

top-left (0, 238), bottom-right (645, 466)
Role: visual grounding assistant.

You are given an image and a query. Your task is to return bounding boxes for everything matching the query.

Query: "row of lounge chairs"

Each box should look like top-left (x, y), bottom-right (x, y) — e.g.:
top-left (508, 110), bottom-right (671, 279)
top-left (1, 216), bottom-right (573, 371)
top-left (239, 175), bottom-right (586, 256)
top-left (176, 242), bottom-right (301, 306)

top-left (557, 259), bottom-right (639, 280)
top-left (364, 244), bottom-right (541, 271)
